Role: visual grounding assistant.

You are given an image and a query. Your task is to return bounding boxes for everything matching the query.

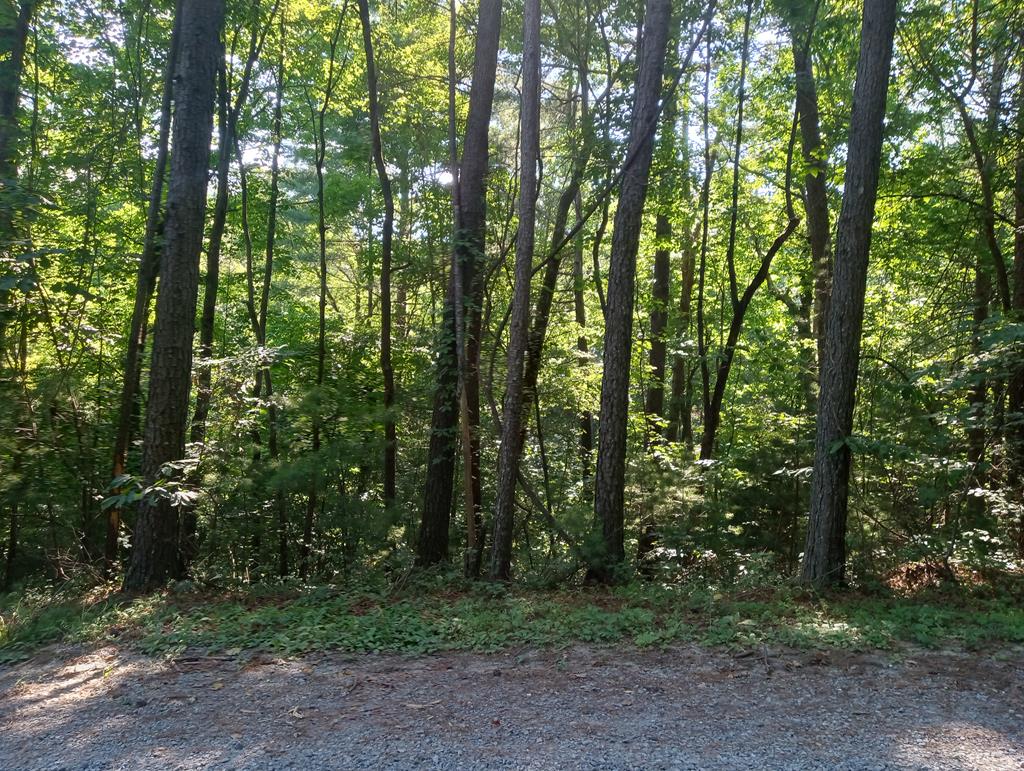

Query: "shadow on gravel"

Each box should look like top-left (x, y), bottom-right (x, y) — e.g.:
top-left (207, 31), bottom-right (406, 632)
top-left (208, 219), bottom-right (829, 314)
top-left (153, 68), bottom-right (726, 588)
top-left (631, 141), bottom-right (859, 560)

top-left (1, 644), bottom-right (1022, 770)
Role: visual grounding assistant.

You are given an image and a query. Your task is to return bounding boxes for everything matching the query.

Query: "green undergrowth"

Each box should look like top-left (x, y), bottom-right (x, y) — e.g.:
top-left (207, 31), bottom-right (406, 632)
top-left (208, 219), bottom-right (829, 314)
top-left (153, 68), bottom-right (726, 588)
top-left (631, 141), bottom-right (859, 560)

top-left (2, 574), bottom-right (1023, 664)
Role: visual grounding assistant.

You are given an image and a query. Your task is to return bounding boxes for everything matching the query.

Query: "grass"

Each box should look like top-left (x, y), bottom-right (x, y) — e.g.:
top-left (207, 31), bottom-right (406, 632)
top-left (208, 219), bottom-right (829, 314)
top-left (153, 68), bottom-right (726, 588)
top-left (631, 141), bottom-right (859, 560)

top-left (2, 573), bottom-right (1023, 664)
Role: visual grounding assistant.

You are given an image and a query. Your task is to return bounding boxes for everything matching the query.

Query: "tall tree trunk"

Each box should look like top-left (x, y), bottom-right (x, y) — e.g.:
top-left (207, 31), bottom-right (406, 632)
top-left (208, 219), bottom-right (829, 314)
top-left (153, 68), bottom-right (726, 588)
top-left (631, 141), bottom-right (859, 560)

top-left (417, 0), bottom-right (502, 568)
top-left (574, 192), bottom-right (594, 477)
top-left (590, 0), bottom-right (672, 583)
top-left (179, 61), bottom-right (229, 575)
top-left (644, 211), bottom-right (671, 440)
top-left (643, 73), bottom-right (678, 444)
top-left (1009, 59), bottom-right (1024, 555)
top-left (106, 1), bottom-right (182, 576)
top-left (182, 0), bottom-right (276, 575)
top-left (801, 0), bottom-right (897, 587)
top-left (966, 255), bottom-right (989, 524)
top-left (789, 2), bottom-right (831, 373)
top-left (301, 13), bottom-right (343, 579)
top-left (0, 1), bottom-right (34, 590)
top-left (418, 0), bottom-right (464, 570)
top-left (695, 32), bottom-right (714, 454)
top-left (358, 0), bottom-right (397, 511)
top-left (489, 0), bottom-right (540, 581)
top-left (0, 0), bottom-right (33, 262)
top-left (265, 12), bottom-right (287, 579)
top-left (123, 0), bottom-right (223, 593)
top-left (665, 70), bottom-right (696, 448)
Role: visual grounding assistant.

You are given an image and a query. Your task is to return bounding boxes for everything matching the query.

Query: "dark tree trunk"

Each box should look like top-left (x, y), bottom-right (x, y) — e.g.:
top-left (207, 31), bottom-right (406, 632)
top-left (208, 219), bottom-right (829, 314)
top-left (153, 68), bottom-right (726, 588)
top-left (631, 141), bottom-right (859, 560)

top-left (590, 0), bottom-right (672, 583)
top-left (644, 72), bottom-right (678, 443)
top-left (644, 213), bottom-right (671, 439)
top-left (417, 283), bottom-right (459, 566)
top-left (790, 5), bottom-right (831, 373)
top-left (695, 32), bottom-right (714, 455)
top-left (182, 1), bottom-right (274, 575)
top-left (489, 0), bottom-right (540, 581)
top-left (107, 1), bottom-right (182, 576)
top-left (1009, 60), bottom-right (1024, 555)
top-left (123, 0), bottom-right (223, 592)
top-left (666, 239), bottom-right (696, 445)
top-left (0, 0), bottom-right (33, 254)
top-left (0, 1), bottom-right (34, 590)
top-left (417, 0), bottom-right (502, 568)
top-left (178, 64), bottom-right (227, 574)
top-left (801, 0), bottom-right (897, 587)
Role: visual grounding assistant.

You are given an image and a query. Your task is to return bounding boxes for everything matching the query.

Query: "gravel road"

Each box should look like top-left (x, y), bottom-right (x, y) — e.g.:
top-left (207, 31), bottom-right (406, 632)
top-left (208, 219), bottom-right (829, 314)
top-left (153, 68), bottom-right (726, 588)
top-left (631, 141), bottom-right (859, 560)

top-left (1, 642), bottom-right (1021, 770)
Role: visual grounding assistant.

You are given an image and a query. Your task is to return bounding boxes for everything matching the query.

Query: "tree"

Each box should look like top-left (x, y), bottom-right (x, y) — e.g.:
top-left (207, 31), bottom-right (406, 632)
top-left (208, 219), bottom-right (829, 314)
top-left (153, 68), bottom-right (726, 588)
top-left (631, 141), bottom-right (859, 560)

top-left (106, 1), bottom-right (182, 575)
top-left (357, 0), bottom-right (398, 514)
top-left (801, 0), bottom-right (898, 587)
top-left (417, 0), bottom-right (502, 569)
top-left (489, 0), bottom-right (540, 581)
top-left (123, 0), bottom-right (224, 592)
top-left (590, 0), bottom-right (673, 583)
top-left (301, 8), bottom-right (344, 579)
top-left (0, 0), bottom-right (33, 259)
top-left (182, 0), bottom-right (276, 575)
top-left (698, 0), bottom-right (799, 461)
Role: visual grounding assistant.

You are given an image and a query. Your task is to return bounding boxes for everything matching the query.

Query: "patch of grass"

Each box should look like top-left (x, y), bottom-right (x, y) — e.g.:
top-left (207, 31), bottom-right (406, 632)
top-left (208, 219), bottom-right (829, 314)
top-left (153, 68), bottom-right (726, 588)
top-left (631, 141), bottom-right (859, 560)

top-left (2, 577), bottom-right (1023, 664)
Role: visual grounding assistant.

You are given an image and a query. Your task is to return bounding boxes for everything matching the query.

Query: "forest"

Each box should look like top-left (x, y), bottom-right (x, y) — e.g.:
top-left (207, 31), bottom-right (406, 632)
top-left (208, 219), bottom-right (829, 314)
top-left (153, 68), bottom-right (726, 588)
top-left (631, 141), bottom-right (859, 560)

top-left (1, 0), bottom-right (1023, 602)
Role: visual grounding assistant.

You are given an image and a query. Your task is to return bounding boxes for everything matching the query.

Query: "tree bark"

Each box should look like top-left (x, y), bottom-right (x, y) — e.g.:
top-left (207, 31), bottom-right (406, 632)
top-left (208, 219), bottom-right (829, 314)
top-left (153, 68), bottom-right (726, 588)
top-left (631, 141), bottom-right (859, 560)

top-left (801, 0), bottom-right (897, 587)
top-left (489, 0), bottom-right (540, 581)
top-left (644, 66), bottom-right (678, 443)
top-left (417, 0), bottom-right (502, 568)
top-left (644, 213), bottom-right (671, 440)
top-left (107, 0), bottom-right (182, 576)
top-left (590, 0), bottom-right (672, 583)
top-left (0, 0), bottom-right (33, 252)
top-left (789, 3), bottom-right (831, 372)
top-left (123, 0), bottom-right (223, 593)
top-left (1009, 58), bottom-right (1024, 554)
top-left (182, 0), bottom-right (275, 575)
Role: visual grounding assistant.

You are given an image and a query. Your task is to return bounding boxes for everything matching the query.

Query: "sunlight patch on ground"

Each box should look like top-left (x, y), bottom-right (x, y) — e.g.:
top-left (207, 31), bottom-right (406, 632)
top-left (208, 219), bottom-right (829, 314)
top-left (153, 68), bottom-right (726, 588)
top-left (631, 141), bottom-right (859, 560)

top-left (892, 722), bottom-right (1024, 771)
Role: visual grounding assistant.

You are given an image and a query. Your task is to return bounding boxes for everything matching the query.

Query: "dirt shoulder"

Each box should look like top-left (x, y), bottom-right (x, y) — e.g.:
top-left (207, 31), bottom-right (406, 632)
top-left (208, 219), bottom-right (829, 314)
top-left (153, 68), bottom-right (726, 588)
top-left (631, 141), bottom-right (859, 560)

top-left (1, 643), bottom-right (1022, 770)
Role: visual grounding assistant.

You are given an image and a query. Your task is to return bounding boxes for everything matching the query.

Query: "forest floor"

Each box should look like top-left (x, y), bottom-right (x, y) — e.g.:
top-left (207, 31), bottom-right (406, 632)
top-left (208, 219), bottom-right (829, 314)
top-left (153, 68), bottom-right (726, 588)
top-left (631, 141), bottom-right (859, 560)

top-left (1, 640), bottom-right (1022, 770)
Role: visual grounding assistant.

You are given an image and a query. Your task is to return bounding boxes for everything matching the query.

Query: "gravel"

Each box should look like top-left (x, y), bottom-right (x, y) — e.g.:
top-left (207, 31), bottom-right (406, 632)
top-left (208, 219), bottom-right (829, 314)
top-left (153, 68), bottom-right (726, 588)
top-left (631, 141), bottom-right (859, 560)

top-left (1, 642), bottom-right (1022, 770)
